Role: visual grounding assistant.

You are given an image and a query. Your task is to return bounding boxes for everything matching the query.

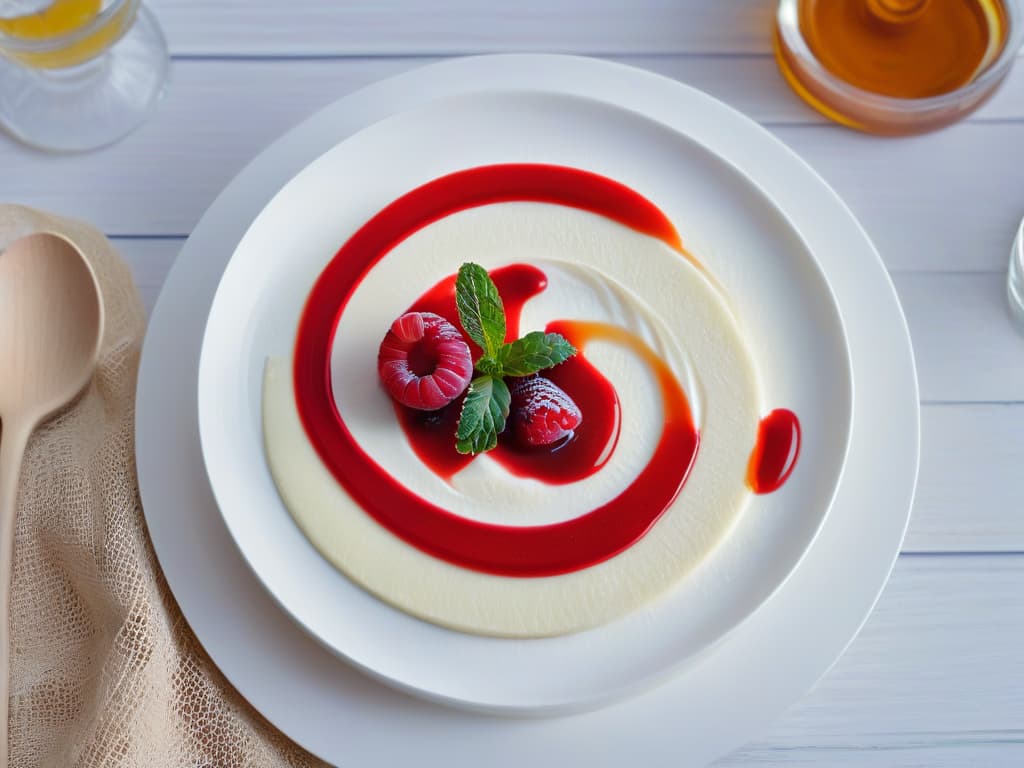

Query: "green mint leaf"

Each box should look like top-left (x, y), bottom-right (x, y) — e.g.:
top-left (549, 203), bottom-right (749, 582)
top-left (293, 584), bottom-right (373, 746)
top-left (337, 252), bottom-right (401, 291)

top-left (455, 263), bottom-right (506, 358)
top-left (456, 375), bottom-right (511, 455)
top-left (496, 331), bottom-right (577, 377)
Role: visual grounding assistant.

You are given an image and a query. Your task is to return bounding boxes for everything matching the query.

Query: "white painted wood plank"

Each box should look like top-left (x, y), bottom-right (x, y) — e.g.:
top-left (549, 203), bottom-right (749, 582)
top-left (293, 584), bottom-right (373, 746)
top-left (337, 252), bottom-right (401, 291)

top-left (733, 741), bottom-right (1021, 767)
top-left (115, 238), bottom-right (1024, 552)
top-left (718, 554), bottom-right (1024, 766)
top-left (117, 238), bottom-right (180, 312)
top-left (148, 0), bottom-right (1024, 59)
top-left (149, 0), bottom-right (773, 56)
top-left (893, 271), bottom-right (1024, 404)
top-left (3, 59), bottom-right (1022, 271)
top-left (907, 404), bottom-right (1024, 553)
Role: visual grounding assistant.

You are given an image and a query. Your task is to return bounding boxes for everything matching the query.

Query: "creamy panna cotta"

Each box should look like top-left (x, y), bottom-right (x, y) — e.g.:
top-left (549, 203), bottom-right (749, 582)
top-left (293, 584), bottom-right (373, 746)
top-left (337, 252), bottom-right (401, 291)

top-left (261, 165), bottom-right (775, 638)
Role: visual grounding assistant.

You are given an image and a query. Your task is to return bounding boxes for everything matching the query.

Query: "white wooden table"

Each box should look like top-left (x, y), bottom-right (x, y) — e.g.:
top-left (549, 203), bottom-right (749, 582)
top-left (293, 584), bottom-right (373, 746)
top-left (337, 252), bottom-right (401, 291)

top-left (5, 1), bottom-right (1024, 764)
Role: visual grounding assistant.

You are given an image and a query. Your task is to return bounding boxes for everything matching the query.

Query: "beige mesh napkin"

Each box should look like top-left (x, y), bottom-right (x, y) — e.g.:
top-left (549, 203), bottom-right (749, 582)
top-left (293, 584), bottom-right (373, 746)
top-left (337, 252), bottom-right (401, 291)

top-left (1, 205), bottom-right (323, 768)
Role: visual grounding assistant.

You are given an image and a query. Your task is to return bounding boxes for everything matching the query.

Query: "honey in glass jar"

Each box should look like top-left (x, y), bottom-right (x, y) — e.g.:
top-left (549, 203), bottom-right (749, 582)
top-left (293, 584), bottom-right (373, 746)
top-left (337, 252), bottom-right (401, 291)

top-left (775, 0), bottom-right (1021, 134)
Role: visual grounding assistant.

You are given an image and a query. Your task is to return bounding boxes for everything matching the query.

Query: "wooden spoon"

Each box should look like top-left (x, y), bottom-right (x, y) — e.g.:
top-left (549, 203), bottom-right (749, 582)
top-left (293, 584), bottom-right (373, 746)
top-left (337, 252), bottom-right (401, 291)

top-left (0, 232), bottom-right (104, 767)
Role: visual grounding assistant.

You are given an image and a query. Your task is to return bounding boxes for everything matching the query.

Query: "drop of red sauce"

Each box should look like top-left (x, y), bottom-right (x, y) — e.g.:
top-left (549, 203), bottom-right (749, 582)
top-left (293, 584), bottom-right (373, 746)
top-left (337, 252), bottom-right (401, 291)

top-left (747, 408), bottom-right (801, 494)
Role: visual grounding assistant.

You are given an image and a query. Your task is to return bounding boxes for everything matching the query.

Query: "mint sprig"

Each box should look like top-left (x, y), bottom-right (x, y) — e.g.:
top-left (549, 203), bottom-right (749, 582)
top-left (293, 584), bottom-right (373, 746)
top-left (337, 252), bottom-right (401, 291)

top-left (454, 263), bottom-right (576, 455)
top-left (455, 263), bottom-right (506, 359)
top-left (497, 331), bottom-right (576, 377)
top-left (456, 376), bottom-right (511, 455)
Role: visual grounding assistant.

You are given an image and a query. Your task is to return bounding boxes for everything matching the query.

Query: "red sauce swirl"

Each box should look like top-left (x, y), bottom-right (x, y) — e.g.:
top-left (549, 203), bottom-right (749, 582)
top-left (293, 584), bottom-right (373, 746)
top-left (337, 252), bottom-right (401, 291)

top-left (291, 164), bottom-right (798, 577)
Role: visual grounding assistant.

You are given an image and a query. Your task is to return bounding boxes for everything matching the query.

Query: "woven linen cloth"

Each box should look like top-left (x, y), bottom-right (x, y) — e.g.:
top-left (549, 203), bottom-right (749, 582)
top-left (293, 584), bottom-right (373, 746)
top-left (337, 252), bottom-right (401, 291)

top-left (2, 206), bottom-right (323, 768)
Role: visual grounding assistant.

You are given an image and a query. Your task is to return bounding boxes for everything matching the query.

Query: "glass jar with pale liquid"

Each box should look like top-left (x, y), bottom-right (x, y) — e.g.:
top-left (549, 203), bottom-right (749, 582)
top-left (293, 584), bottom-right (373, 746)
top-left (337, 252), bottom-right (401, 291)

top-left (775, 0), bottom-right (1023, 134)
top-left (0, 0), bottom-right (168, 151)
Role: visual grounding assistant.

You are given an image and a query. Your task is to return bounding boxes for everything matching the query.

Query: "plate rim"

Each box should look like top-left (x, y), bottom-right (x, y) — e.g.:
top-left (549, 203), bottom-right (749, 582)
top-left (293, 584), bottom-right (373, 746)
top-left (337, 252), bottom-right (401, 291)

top-left (137, 53), bottom-right (918, 768)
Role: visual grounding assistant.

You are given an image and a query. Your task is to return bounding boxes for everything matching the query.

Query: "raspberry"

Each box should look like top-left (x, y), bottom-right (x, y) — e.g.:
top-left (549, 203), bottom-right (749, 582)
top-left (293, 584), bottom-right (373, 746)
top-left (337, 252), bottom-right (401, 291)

top-left (378, 312), bottom-right (473, 410)
top-left (509, 375), bottom-right (583, 446)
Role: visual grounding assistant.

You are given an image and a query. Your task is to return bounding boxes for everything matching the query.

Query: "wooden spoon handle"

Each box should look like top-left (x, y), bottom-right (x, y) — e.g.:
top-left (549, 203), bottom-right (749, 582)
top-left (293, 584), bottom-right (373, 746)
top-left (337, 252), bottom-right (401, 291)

top-left (0, 417), bottom-right (31, 768)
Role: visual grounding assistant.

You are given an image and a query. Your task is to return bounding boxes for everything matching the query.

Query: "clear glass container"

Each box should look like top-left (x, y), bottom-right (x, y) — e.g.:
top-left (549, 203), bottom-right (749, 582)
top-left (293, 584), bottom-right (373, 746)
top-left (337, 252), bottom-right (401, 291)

top-left (0, 0), bottom-right (169, 152)
top-left (775, 0), bottom-right (1024, 135)
top-left (1009, 215), bottom-right (1024, 332)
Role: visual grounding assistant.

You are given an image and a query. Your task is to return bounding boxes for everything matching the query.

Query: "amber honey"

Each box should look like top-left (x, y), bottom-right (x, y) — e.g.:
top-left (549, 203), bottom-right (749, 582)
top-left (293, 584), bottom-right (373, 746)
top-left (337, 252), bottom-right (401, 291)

top-left (799, 0), bottom-right (1008, 98)
top-left (775, 0), bottom-right (1016, 134)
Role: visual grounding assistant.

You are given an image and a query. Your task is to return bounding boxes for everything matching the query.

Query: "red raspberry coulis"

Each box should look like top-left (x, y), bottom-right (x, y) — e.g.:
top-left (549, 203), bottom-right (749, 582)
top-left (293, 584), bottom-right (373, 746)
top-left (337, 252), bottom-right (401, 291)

top-left (291, 164), bottom-right (798, 577)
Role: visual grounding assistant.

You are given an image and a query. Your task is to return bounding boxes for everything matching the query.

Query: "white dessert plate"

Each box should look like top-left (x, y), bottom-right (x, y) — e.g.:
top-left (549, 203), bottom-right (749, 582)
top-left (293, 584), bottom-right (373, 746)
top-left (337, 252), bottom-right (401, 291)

top-left (196, 89), bottom-right (852, 713)
top-left (138, 54), bottom-right (918, 767)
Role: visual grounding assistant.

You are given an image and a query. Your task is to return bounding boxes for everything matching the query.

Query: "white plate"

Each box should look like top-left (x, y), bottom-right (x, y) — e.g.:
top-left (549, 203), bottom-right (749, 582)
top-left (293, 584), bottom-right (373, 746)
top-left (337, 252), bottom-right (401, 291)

top-left (138, 54), bottom-right (918, 767)
top-left (197, 90), bottom-right (852, 713)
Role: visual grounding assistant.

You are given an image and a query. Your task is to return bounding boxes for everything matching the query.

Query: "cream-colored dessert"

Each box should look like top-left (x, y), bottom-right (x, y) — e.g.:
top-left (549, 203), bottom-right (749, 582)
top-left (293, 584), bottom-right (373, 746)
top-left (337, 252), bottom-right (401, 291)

top-left (262, 203), bottom-right (763, 638)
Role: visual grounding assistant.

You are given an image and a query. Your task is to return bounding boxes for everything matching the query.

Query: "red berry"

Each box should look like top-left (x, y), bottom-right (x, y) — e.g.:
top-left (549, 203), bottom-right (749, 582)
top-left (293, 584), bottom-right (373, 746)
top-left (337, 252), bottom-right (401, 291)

top-left (378, 312), bottom-right (473, 410)
top-left (509, 376), bottom-right (583, 446)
